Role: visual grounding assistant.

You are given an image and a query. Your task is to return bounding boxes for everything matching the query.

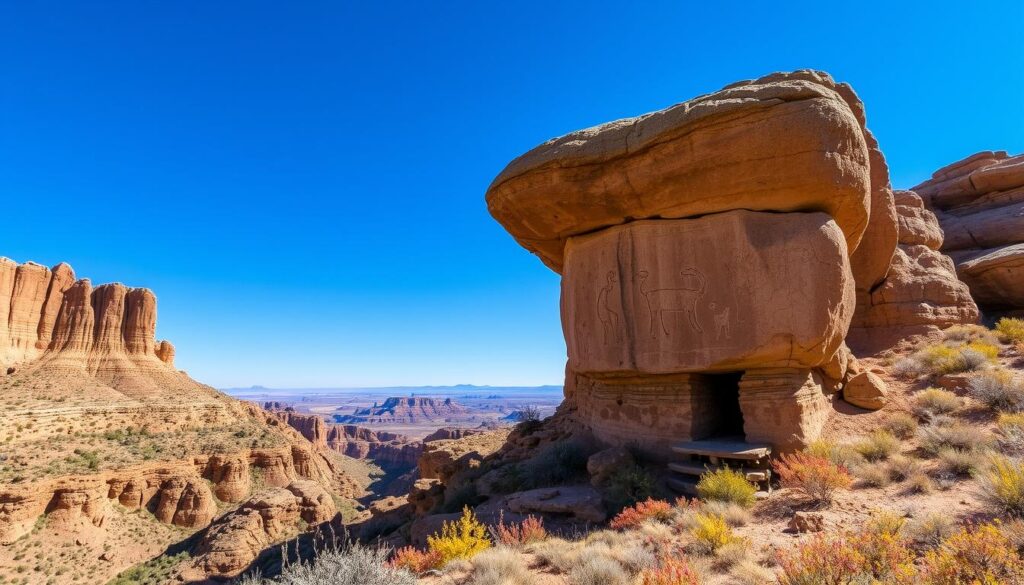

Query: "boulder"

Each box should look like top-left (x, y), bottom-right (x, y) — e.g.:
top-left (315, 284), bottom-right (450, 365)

top-left (486, 71), bottom-right (873, 272)
top-left (587, 447), bottom-right (634, 487)
top-left (505, 486), bottom-right (606, 523)
top-left (842, 372), bottom-right (888, 410)
top-left (788, 511), bottom-right (825, 533)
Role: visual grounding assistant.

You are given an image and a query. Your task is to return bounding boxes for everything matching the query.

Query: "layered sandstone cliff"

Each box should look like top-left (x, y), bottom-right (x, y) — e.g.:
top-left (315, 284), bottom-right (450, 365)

top-left (0, 259), bottom-right (175, 372)
top-left (0, 259), bottom-right (360, 584)
top-left (267, 407), bottom-right (423, 468)
top-left (335, 396), bottom-right (470, 424)
top-left (913, 151), bottom-right (1024, 311)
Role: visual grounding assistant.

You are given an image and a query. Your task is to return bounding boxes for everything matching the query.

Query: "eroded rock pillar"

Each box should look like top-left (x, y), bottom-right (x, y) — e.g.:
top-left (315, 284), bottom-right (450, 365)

top-left (738, 369), bottom-right (830, 453)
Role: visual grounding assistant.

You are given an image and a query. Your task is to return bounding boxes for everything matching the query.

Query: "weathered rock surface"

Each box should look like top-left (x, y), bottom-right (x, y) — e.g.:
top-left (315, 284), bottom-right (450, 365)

top-left (563, 211), bottom-right (855, 375)
top-left (913, 151), bottom-right (1024, 310)
top-left (0, 259), bottom-right (176, 372)
top-left (847, 191), bottom-right (979, 352)
top-left (187, 481), bottom-right (338, 577)
top-left (586, 447), bottom-right (634, 487)
top-left (325, 425), bottom-right (422, 468)
top-left (505, 486), bottom-right (606, 523)
top-left (486, 70), bottom-right (874, 272)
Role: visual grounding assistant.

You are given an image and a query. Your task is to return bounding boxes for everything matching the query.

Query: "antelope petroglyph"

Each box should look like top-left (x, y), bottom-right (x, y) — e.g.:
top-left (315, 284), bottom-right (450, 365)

top-left (637, 268), bottom-right (706, 337)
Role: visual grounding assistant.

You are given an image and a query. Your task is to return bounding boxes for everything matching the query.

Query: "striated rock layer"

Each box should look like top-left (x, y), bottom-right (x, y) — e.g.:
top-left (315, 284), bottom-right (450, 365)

top-left (847, 190), bottom-right (979, 352)
top-left (267, 407), bottom-right (423, 468)
top-left (913, 151), bottom-right (1024, 310)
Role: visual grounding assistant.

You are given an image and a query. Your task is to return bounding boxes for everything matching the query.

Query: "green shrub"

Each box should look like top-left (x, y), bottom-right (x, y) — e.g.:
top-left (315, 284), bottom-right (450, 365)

top-left (854, 430), bottom-right (900, 461)
top-left (914, 388), bottom-right (961, 417)
top-left (603, 464), bottom-right (656, 513)
top-left (696, 468), bottom-right (757, 508)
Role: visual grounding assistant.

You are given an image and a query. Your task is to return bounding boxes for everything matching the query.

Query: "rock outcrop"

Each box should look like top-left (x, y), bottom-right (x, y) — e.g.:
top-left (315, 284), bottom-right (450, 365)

top-left (847, 190), bottom-right (979, 351)
top-left (185, 480), bottom-right (338, 578)
top-left (265, 406), bottom-right (424, 468)
top-left (913, 151), bottom-right (1024, 311)
top-left (0, 259), bottom-right (175, 373)
top-left (487, 70), bottom-right (884, 455)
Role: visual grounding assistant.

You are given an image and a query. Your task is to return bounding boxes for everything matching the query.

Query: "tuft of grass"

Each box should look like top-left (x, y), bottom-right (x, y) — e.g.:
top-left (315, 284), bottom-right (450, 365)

top-left (695, 468), bottom-right (756, 508)
top-left (914, 388), bottom-right (961, 418)
top-left (937, 448), bottom-right (984, 478)
top-left (639, 557), bottom-right (700, 585)
top-left (469, 546), bottom-right (532, 585)
top-left (905, 471), bottom-right (935, 494)
top-left (968, 368), bottom-right (1024, 412)
top-left (918, 419), bottom-right (990, 456)
top-left (568, 554), bottom-right (630, 585)
top-left (883, 412), bottom-right (919, 439)
top-left (239, 545), bottom-right (416, 585)
top-left (979, 454), bottom-right (1024, 517)
top-left (854, 430), bottom-right (900, 461)
top-left (700, 500), bottom-right (751, 527)
top-left (854, 461), bottom-right (891, 488)
top-left (904, 512), bottom-right (957, 548)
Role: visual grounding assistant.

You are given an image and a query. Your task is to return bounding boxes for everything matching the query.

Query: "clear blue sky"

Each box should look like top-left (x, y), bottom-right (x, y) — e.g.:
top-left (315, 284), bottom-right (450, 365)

top-left (2, 1), bottom-right (1022, 388)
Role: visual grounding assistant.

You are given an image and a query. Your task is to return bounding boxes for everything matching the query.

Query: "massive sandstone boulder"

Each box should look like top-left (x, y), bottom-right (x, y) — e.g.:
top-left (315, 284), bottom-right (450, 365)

top-left (913, 151), bottom-right (1024, 311)
top-left (846, 190), bottom-right (979, 352)
top-left (486, 70), bottom-right (874, 273)
top-left (486, 71), bottom-right (888, 456)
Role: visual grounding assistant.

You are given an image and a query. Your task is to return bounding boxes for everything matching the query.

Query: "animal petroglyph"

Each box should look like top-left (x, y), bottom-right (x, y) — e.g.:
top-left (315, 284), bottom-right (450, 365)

top-left (596, 271), bottom-right (621, 345)
top-left (709, 302), bottom-right (731, 340)
top-left (637, 269), bottom-right (706, 337)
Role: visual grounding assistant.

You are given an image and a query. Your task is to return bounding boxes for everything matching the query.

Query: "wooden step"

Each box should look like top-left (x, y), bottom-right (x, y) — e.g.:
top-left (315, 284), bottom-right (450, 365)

top-left (668, 461), bottom-right (770, 482)
top-left (671, 438), bottom-right (771, 460)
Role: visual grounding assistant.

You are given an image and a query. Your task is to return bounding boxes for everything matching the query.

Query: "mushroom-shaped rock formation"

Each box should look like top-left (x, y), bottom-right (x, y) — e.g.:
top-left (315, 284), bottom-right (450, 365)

top-left (913, 151), bottom-right (1024, 311)
top-left (486, 70), bottom-right (889, 456)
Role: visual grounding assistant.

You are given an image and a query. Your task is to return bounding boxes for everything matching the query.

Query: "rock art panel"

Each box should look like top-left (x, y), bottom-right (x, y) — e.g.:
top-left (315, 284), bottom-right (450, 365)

top-left (563, 211), bottom-right (855, 375)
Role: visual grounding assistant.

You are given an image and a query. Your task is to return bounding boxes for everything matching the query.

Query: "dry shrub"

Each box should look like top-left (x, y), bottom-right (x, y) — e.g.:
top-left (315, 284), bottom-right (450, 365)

top-left (996, 317), bottom-right (1024, 345)
top-left (885, 454), bottom-right (924, 482)
top-left (853, 461), bottom-right (891, 488)
top-left (904, 471), bottom-right (935, 494)
top-left (904, 512), bottom-right (957, 548)
top-left (493, 513), bottom-right (546, 547)
top-left (968, 368), bottom-right (1024, 412)
top-left (262, 544), bottom-right (417, 585)
top-left (775, 451), bottom-right (852, 505)
top-left (883, 412), bottom-right (919, 439)
top-left (936, 447), bottom-right (983, 477)
top-left (468, 547), bottom-right (531, 585)
top-left (918, 419), bottom-right (989, 456)
top-left (639, 557), bottom-right (701, 585)
top-left (914, 342), bottom-right (994, 376)
top-left (943, 324), bottom-right (998, 344)
top-left (568, 553), bottom-right (630, 585)
top-left (853, 429), bottom-right (900, 461)
top-left (729, 559), bottom-right (775, 585)
top-left (711, 540), bottom-right (750, 572)
top-left (979, 454), bottom-right (1024, 517)
top-left (689, 513), bottom-right (738, 555)
top-left (695, 468), bottom-right (756, 508)
top-left (999, 412), bottom-right (1024, 453)
top-left (636, 520), bottom-right (675, 547)
top-left (528, 538), bottom-right (579, 573)
top-left (914, 388), bottom-right (961, 418)
top-left (775, 522), bottom-right (916, 585)
top-left (427, 506), bottom-right (492, 565)
top-left (389, 546), bottom-right (442, 573)
top-left (700, 501), bottom-right (751, 527)
top-left (808, 439), bottom-right (864, 469)
top-left (919, 523), bottom-right (1024, 584)
top-left (609, 498), bottom-right (674, 530)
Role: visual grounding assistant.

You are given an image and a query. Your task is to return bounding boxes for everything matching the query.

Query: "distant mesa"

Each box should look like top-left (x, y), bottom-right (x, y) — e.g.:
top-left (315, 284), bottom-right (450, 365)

top-left (333, 396), bottom-right (470, 425)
